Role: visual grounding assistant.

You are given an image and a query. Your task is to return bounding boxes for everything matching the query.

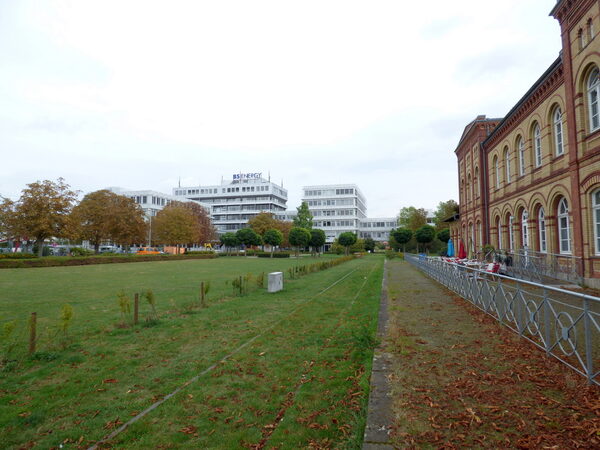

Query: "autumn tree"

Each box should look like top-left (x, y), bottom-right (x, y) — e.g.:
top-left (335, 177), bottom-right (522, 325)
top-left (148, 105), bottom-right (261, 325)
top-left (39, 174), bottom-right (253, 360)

top-left (263, 229), bottom-right (283, 257)
top-left (338, 232), bottom-right (357, 255)
top-left (274, 220), bottom-right (293, 248)
top-left (309, 228), bottom-right (326, 255)
top-left (0, 197), bottom-right (15, 240)
top-left (153, 203), bottom-right (196, 251)
top-left (220, 232), bottom-right (239, 255)
top-left (182, 202), bottom-right (217, 244)
top-left (288, 227), bottom-right (311, 257)
top-left (293, 202), bottom-right (313, 229)
top-left (433, 200), bottom-right (459, 229)
top-left (248, 212), bottom-right (278, 237)
top-left (12, 178), bottom-right (78, 257)
top-left (70, 190), bottom-right (146, 253)
top-left (397, 206), bottom-right (427, 231)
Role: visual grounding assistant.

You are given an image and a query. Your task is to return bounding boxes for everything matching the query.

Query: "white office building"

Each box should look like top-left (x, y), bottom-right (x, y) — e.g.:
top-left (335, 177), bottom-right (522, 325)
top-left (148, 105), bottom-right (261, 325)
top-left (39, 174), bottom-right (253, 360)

top-left (107, 187), bottom-right (209, 218)
top-left (302, 184), bottom-right (367, 243)
top-left (173, 173), bottom-right (287, 234)
top-left (359, 218), bottom-right (398, 241)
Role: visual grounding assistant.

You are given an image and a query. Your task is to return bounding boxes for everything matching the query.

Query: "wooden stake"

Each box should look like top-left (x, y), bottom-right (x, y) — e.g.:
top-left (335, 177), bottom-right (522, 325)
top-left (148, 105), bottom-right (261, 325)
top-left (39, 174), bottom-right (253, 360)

top-left (29, 312), bottom-right (37, 354)
top-left (200, 282), bottom-right (205, 307)
top-left (134, 293), bottom-right (139, 325)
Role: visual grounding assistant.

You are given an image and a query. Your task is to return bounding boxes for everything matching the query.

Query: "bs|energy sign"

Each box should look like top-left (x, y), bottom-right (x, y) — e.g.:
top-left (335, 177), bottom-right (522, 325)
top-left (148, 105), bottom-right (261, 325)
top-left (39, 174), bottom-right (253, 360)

top-left (233, 172), bottom-right (262, 180)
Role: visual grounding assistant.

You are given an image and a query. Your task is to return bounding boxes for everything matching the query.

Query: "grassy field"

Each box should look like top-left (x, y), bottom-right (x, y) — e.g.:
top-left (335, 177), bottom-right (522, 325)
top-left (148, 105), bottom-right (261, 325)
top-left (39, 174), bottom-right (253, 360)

top-left (0, 255), bottom-right (384, 448)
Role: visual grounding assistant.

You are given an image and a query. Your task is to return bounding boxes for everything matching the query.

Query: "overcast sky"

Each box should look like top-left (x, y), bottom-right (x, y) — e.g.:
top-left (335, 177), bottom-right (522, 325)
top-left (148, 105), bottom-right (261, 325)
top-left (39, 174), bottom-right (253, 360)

top-left (1, 0), bottom-right (561, 217)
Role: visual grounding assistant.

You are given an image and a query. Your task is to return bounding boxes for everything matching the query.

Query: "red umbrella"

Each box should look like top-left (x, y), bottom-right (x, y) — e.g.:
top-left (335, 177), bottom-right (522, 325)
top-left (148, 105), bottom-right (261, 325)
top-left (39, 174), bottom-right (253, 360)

top-left (458, 239), bottom-right (467, 259)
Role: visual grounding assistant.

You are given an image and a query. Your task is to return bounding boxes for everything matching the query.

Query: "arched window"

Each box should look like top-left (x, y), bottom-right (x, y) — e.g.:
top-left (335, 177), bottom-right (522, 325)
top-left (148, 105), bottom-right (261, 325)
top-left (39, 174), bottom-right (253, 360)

top-left (593, 190), bottom-right (600, 255)
top-left (477, 220), bottom-right (482, 250)
top-left (554, 108), bottom-right (564, 156)
top-left (508, 215), bottom-right (514, 251)
top-left (579, 28), bottom-right (586, 50)
top-left (504, 147), bottom-right (511, 184)
top-left (521, 210), bottom-right (529, 249)
top-left (474, 167), bottom-right (480, 199)
top-left (518, 137), bottom-right (525, 175)
top-left (558, 198), bottom-right (571, 254)
top-left (493, 156), bottom-right (500, 189)
top-left (470, 222), bottom-right (475, 253)
top-left (467, 174), bottom-right (472, 203)
top-left (588, 67), bottom-right (600, 132)
top-left (588, 18), bottom-right (594, 42)
top-left (534, 123), bottom-right (542, 167)
top-left (538, 207), bottom-right (547, 253)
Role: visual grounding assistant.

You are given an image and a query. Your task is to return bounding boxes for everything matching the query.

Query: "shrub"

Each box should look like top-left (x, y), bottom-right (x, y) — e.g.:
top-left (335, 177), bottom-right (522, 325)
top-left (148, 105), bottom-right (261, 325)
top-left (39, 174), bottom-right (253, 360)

top-left (256, 252), bottom-right (290, 258)
top-left (117, 291), bottom-right (131, 326)
top-left (0, 253), bottom-right (36, 260)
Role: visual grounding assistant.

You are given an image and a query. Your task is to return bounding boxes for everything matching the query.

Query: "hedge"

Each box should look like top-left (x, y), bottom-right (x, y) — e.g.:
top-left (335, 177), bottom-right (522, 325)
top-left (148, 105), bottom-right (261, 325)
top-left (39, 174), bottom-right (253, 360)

top-left (256, 252), bottom-right (291, 258)
top-left (0, 253), bottom-right (217, 269)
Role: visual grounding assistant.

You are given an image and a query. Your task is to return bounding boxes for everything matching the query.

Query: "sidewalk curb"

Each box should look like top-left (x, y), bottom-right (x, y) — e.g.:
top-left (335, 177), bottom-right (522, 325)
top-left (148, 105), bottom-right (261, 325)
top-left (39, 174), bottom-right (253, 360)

top-left (362, 259), bottom-right (394, 449)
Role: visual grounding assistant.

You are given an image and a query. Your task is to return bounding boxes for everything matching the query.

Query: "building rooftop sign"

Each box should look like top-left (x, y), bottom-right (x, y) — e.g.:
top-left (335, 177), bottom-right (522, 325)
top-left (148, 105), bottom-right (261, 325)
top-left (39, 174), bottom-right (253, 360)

top-left (233, 172), bottom-right (262, 180)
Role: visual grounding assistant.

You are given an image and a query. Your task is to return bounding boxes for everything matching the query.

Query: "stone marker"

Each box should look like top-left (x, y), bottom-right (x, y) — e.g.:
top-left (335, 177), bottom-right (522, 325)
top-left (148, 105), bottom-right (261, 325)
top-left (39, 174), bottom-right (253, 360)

top-left (268, 272), bottom-right (283, 293)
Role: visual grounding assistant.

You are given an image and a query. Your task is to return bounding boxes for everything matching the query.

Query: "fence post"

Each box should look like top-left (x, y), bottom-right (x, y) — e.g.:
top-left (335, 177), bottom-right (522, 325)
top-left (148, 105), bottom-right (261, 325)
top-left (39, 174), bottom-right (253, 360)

top-left (583, 298), bottom-right (595, 385)
top-left (29, 312), bottom-right (37, 354)
top-left (200, 281), bottom-right (205, 307)
top-left (239, 276), bottom-right (243, 295)
top-left (134, 293), bottom-right (139, 325)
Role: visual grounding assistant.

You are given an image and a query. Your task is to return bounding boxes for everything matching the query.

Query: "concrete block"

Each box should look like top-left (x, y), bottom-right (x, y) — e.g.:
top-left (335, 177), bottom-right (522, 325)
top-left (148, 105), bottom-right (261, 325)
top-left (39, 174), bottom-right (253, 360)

top-left (268, 272), bottom-right (283, 293)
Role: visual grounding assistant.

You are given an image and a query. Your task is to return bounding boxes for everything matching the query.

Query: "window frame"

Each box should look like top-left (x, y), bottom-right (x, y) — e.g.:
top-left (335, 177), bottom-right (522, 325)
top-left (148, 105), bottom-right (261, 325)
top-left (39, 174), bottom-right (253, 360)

top-left (554, 107), bottom-right (564, 156)
top-left (593, 190), bottom-right (600, 255)
top-left (588, 68), bottom-right (600, 132)
top-left (518, 137), bottom-right (525, 176)
top-left (504, 147), bottom-right (511, 184)
top-left (538, 207), bottom-right (547, 253)
top-left (557, 198), bottom-right (571, 254)
top-left (508, 215), bottom-right (514, 251)
top-left (534, 124), bottom-right (542, 167)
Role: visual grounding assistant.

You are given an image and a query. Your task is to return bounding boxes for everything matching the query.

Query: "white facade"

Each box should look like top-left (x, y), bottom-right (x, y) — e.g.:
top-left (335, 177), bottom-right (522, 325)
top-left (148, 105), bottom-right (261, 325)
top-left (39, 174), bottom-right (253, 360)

top-left (173, 173), bottom-right (287, 234)
top-left (302, 184), bottom-right (367, 243)
top-left (359, 218), bottom-right (397, 241)
top-left (107, 187), bottom-right (209, 218)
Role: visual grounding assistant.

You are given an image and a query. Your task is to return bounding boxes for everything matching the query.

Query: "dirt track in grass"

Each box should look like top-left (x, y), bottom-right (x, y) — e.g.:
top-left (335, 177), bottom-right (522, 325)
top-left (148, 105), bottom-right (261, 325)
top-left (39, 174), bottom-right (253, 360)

top-left (384, 259), bottom-right (599, 449)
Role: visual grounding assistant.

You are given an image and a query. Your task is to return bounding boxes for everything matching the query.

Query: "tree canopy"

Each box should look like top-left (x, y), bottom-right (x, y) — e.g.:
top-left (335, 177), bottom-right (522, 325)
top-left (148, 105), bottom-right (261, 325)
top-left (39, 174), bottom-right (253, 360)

top-left (397, 206), bottom-right (427, 231)
top-left (263, 228), bottom-right (283, 256)
top-left (415, 225), bottom-right (436, 252)
top-left (293, 202), bottom-right (313, 229)
top-left (338, 232), bottom-right (357, 255)
top-left (288, 227), bottom-right (311, 256)
top-left (70, 190), bottom-right (146, 253)
top-left (309, 228), bottom-right (326, 251)
top-left (392, 228), bottom-right (413, 252)
top-left (248, 212), bottom-right (278, 236)
top-left (437, 228), bottom-right (450, 243)
top-left (153, 203), bottom-right (196, 246)
top-left (364, 237), bottom-right (375, 252)
top-left (220, 232), bottom-right (239, 255)
top-left (433, 200), bottom-right (459, 229)
top-left (12, 178), bottom-right (78, 256)
top-left (236, 228), bottom-right (262, 247)
top-left (182, 202), bottom-right (217, 244)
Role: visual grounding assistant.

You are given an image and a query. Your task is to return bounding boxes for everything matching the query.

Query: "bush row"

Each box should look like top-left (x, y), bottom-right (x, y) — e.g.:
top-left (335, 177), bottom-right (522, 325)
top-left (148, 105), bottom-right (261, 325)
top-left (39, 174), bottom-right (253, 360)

top-left (0, 253), bottom-right (37, 260)
top-left (0, 253), bottom-right (217, 269)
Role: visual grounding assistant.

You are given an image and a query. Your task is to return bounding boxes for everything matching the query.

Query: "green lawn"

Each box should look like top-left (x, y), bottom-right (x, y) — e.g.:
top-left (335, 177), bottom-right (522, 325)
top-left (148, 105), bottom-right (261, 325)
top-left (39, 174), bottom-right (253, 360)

top-left (0, 255), bottom-right (383, 448)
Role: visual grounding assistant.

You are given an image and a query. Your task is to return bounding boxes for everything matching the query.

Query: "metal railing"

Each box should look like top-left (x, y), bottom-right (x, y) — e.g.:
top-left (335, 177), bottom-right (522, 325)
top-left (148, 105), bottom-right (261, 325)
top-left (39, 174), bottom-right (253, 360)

top-left (496, 249), bottom-right (583, 285)
top-left (405, 254), bottom-right (600, 385)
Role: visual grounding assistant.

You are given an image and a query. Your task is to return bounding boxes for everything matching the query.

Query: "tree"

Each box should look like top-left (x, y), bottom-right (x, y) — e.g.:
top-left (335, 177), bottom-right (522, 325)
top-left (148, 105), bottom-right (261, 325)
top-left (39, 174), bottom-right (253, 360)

top-left (263, 229), bottom-right (283, 257)
top-left (288, 227), bottom-right (311, 257)
top-left (153, 203), bottom-right (196, 251)
top-left (437, 228), bottom-right (450, 243)
top-left (364, 237), bottom-right (376, 252)
top-left (236, 228), bottom-right (262, 252)
top-left (309, 229), bottom-right (326, 255)
top-left (338, 232), bottom-right (357, 255)
top-left (0, 197), bottom-right (15, 240)
top-left (397, 206), bottom-right (427, 231)
top-left (70, 190), bottom-right (146, 253)
top-left (350, 238), bottom-right (365, 253)
top-left (220, 232), bottom-right (239, 255)
top-left (248, 212), bottom-right (278, 236)
top-left (433, 200), bottom-right (459, 229)
top-left (415, 225), bottom-right (436, 253)
top-left (392, 228), bottom-right (412, 253)
top-left (293, 202), bottom-right (313, 229)
top-left (274, 220), bottom-right (293, 248)
top-left (182, 202), bottom-right (217, 244)
top-left (12, 178), bottom-right (78, 257)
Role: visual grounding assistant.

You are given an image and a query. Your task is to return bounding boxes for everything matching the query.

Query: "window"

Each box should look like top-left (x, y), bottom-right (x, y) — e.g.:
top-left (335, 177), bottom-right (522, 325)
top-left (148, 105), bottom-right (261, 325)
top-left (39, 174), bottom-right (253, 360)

top-left (504, 147), bottom-right (511, 184)
top-left (588, 18), bottom-right (594, 42)
top-left (593, 190), bottom-right (600, 254)
top-left (588, 68), bottom-right (600, 132)
top-left (497, 217), bottom-right (503, 250)
top-left (518, 137), bottom-right (525, 176)
top-left (521, 210), bottom-right (529, 249)
top-left (534, 124), bottom-right (542, 167)
top-left (508, 215), bottom-right (514, 251)
top-left (554, 108), bottom-right (564, 156)
top-left (474, 167), bottom-right (480, 198)
top-left (579, 28), bottom-right (586, 50)
top-left (493, 156), bottom-right (500, 189)
top-left (558, 198), bottom-right (571, 254)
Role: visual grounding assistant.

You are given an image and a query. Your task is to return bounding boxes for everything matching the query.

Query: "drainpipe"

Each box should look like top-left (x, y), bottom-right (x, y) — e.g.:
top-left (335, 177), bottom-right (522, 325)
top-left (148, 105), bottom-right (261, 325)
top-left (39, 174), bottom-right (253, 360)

top-left (481, 142), bottom-right (490, 245)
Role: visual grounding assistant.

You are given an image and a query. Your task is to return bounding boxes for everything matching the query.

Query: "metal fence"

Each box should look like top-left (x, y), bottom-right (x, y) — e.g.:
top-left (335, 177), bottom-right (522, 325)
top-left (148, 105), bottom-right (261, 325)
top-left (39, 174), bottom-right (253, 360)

top-left (497, 249), bottom-right (583, 285)
top-left (405, 254), bottom-right (600, 385)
